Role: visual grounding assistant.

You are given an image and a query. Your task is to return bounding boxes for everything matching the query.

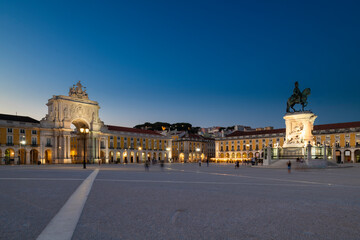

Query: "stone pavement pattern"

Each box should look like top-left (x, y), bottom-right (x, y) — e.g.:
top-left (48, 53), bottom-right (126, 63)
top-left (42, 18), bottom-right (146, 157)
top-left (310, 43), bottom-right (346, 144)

top-left (1, 164), bottom-right (360, 240)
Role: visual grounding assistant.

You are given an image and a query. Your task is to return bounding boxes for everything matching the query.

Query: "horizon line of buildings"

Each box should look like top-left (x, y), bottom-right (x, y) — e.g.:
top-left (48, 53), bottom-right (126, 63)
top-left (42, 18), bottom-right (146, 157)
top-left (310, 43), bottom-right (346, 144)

top-left (0, 83), bottom-right (359, 165)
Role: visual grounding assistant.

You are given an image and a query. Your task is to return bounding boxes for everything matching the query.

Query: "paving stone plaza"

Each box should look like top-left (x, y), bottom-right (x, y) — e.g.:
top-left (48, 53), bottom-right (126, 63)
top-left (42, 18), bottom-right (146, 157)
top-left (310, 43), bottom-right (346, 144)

top-left (1, 163), bottom-right (360, 240)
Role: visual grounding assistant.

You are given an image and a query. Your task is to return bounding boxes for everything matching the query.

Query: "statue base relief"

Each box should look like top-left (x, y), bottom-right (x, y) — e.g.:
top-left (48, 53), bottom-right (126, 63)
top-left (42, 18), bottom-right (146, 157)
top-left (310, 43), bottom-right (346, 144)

top-left (283, 111), bottom-right (317, 148)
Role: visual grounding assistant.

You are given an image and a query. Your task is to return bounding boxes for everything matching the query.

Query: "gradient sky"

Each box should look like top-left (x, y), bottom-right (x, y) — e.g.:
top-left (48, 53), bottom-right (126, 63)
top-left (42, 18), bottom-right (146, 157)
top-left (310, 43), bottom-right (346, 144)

top-left (1, 0), bottom-right (359, 129)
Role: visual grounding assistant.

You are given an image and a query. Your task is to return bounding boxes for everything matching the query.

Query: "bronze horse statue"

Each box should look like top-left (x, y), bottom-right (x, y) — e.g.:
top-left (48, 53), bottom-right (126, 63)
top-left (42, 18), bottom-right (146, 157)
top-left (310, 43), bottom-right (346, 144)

top-left (286, 88), bottom-right (311, 112)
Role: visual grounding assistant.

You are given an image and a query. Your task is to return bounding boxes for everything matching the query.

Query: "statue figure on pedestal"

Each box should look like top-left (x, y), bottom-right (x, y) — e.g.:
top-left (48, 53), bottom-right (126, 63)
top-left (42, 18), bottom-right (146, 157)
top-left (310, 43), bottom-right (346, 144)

top-left (69, 81), bottom-right (89, 99)
top-left (286, 81), bottom-right (311, 112)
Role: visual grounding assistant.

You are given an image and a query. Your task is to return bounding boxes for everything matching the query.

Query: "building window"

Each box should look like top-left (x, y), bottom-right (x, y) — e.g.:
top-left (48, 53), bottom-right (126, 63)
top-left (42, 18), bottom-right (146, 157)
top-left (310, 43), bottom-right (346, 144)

top-left (20, 129), bottom-right (25, 134)
top-left (7, 128), bottom-right (12, 133)
top-left (7, 136), bottom-right (13, 145)
top-left (46, 138), bottom-right (51, 147)
top-left (32, 130), bottom-right (37, 135)
top-left (31, 137), bottom-right (37, 145)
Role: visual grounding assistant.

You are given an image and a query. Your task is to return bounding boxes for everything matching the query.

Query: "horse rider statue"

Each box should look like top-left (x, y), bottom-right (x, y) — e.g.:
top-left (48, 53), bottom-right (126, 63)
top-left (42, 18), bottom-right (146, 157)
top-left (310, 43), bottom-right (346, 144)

top-left (286, 82), bottom-right (311, 112)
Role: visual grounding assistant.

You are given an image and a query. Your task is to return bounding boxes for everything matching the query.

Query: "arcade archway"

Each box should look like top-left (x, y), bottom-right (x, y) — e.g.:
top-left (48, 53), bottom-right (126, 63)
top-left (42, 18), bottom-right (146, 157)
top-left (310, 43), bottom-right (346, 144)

top-left (45, 150), bottom-right (52, 164)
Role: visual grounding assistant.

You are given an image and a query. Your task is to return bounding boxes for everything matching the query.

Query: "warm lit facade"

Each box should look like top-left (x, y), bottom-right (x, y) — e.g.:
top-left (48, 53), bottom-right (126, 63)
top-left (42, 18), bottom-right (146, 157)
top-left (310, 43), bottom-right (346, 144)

top-left (215, 122), bottom-right (360, 163)
top-left (0, 82), bottom-right (171, 165)
top-left (171, 132), bottom-right (214, 162)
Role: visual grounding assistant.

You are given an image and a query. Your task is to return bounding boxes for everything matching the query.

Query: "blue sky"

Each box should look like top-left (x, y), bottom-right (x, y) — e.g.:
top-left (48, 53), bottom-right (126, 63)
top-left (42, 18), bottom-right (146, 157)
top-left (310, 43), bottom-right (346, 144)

top-left (0, 0), bottom-right (359, 128)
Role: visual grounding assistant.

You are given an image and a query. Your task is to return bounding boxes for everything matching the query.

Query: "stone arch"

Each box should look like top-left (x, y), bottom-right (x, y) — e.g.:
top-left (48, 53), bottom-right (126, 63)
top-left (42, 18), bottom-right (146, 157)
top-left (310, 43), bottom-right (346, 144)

top-left (231, 153), bottom-right (235, 159)
top-left (179, 153), bottom-right (184, 162)
top-left (30, 149), bottom-right (39, 164)
top-left (225, 153), bottom-right (230, 158)
top-left (123, 151), bottom-right (128, 163)
top-left (249, 152), bottom-right (254, 158)
top-left (158, 153), bottom-right (162, 161)
top-left (136, 152), bottom-right (140, 163)
top-left (355, 149), bottom-right (360, 163)
top-left (5, 148), bottom-right (15, 164)
top-left (130, 152), bottom-right (135, 163)
top-left (201, 153), bottom-right (205, 160)
top-left (242, 152), bottom-right (247, 159)
top-left (109, 151), bottom-right (114, 163)
top-left (153, 152), bottom-right (157, 160)
top-left (116, 152), bottom-right (121, 163)
top-left (236, 153), bottom-right (241, 158)
top-left (45, 149), bottom-right (52, 164)
top-left (71, 118), bottom-right (90, 130)
top-left (147, 152), bottom-right (151, 161)
top-left (335, 150), bottom-right (341, 163)
top-left (220, 153), bottom-right (224, 158)
top-left (344, 150), bottom-right (351, 162)
top-left (100, 151), bottom-right (106, 163)
top-left (18, 149), bottom-right (26, 164)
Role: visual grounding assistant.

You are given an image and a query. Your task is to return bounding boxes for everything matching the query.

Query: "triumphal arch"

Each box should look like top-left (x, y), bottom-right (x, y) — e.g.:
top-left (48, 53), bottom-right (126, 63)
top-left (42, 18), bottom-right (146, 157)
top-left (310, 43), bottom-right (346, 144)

top-left (40, 81), bottom-right (103, 163)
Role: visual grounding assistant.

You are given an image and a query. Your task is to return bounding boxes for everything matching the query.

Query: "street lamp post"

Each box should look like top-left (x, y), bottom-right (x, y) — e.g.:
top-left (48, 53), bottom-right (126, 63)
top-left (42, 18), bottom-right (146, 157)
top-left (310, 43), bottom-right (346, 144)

top-left (80, 128), bottom-right (89, 169)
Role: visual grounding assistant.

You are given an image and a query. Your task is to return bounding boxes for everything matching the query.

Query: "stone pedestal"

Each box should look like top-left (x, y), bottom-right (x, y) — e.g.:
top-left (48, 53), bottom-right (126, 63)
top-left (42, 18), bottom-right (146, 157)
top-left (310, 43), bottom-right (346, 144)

top-left (283, 111), bottom-right (317, 148)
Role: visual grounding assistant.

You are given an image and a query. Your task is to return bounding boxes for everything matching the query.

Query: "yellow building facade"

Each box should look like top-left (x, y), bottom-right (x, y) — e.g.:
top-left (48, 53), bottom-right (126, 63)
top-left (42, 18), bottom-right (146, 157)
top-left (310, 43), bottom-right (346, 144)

top-left (0, 82), bottom-right (171, 165)
top-left (215, 122), bottom-right (360, 163)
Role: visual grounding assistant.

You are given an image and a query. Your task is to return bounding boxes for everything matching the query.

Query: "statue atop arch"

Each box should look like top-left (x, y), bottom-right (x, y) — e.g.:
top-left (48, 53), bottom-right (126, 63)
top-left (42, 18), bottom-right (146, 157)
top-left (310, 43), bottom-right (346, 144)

top-left (69, 81), bottom-right (89, 99)
top-left (286, 81), bottom-right (311, 112)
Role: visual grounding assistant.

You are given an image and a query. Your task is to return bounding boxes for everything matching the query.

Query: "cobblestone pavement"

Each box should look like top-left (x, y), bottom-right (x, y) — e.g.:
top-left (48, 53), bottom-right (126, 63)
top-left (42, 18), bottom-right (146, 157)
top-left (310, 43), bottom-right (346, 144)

top-left (1, 164), bottom-right (360, 240)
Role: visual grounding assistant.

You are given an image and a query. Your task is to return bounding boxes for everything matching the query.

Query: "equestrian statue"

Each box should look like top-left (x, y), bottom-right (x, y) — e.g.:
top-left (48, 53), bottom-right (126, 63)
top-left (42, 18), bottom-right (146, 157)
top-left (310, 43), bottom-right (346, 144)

top-left (286, 81), bottom-right (311, 112)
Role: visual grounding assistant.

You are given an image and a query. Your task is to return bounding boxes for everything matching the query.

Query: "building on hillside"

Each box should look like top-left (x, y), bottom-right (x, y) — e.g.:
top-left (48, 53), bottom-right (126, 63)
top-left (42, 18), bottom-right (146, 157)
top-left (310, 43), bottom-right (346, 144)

top-left (0, 82), bottom-right (171, 165)
top-left (171, 132), bottom-right (214, 162)
top-left (214, 122), bottom-right (360, 163)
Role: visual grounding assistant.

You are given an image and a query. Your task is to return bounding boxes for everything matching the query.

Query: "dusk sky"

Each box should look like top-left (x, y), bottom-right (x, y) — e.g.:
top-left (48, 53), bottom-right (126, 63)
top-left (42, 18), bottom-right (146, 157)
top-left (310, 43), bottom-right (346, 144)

top-left (1, 0), bottom-right (359, 129)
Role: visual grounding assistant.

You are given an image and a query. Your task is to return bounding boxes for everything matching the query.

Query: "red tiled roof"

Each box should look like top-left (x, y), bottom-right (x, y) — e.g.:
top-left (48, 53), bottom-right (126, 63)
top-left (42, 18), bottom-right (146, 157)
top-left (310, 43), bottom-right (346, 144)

top-left (181, 134), bottom-right (204, 139)
top-left (314, 121), bottom-right (360, 131)
top-left (226, 128), bottom-right (285, 137)
top-left (106, 125), bottom-right (162, 136)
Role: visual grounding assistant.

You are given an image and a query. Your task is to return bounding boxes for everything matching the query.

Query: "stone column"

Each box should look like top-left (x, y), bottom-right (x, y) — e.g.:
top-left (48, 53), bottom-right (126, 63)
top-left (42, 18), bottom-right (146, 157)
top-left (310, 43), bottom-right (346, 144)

top-left (105, 138), bottom-right (109, 163)
top-left (340, 149), bottom-right (345, 163)
top-left (67, 136), bottom-right (71, 160)
top-left (351, 150), bottom-right (355, 163)
top-left (54, 133), bottom-right (58, 163)
top-left (26, 150), bottom-right (30, 164)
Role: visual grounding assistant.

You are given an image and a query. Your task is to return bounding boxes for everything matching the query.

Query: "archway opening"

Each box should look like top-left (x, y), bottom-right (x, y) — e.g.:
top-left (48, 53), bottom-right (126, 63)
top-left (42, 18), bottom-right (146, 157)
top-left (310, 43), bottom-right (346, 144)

top-left (100, 151), bottom-right (105, 164)
top-left (179, 153), bottom-right (184, 162)
top-left (5, 148), bottom-right (15, 164)
top-left (130, 152), bottom-right (134, 163)
top-left (335, 150), bottom-right (341, 163)
top-left (18, 149), bottom-right (26, 164)
top-left (123, 152), bottom-right (128, 163)
top-left (30, 149), bottom-right (39, 164)
top-left (355, 150), bottom-right (360, 163)
top-left (45, 150), bottom-right (52, 164)
top-left (70, 120), bottom-right (90, 164)
top-left (344, 150), bottom-right (351, 162)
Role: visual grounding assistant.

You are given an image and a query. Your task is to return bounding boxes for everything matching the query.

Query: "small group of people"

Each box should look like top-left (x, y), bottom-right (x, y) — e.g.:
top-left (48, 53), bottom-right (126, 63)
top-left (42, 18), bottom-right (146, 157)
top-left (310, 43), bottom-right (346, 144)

top-left (145, 159), bottom-right (165, 171)
top-left (198, 159), bottom-right (210, 167)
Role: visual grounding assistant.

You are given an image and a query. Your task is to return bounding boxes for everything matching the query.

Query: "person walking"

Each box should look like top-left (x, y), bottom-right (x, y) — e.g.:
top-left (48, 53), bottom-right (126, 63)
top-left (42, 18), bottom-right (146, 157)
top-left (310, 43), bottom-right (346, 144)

top-left (287, 160), bottom-right (292, 173)
top-left (145, 160), bottom-right (149, 171)
top-left (206, 159), bottom-right (209, 167)
top-left (198, 160), bottom-right (201, 166)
